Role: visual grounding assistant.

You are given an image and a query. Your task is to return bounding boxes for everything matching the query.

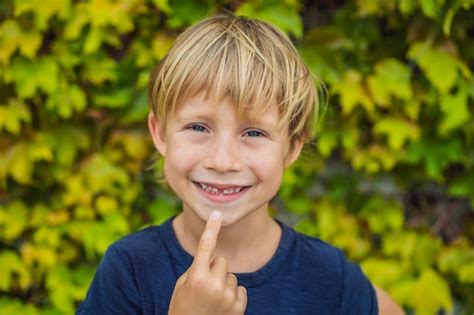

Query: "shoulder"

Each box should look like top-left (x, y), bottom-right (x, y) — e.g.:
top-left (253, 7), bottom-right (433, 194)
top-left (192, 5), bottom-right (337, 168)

top-left (291, 229), bottom-right (345, 268)
top-left (104, 224), bottom-right (166, 266)
top-left (290, 228), bottom-right (378, 314)
top-left (112, 225), bottom-right (162, 253)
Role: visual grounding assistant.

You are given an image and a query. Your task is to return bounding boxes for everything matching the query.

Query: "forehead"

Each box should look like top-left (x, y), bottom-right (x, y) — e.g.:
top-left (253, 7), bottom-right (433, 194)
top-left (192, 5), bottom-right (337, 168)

top-left (174, 91), bottom-right (282, 126)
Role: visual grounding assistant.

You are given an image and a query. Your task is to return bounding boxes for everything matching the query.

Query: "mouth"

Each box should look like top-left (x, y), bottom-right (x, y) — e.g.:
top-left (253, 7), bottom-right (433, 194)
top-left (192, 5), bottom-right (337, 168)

top-left (192, 181), bottom-right (250, 202)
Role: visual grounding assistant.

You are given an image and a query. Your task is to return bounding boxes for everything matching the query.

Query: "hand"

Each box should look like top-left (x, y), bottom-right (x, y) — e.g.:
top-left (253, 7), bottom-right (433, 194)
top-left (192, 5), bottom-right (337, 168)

top-left (168, 211), bottom-right (248, 315)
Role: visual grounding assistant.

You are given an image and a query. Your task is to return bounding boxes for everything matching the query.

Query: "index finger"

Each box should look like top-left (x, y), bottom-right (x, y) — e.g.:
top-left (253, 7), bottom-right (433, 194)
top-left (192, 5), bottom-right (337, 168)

top-left (191, 210), bottom-right (223, 272)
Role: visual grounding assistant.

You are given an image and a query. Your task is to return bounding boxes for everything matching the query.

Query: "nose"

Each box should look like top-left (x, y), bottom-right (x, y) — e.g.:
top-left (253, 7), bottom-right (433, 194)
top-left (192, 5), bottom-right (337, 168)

top-left (203, 135), bottom-right (242, 173)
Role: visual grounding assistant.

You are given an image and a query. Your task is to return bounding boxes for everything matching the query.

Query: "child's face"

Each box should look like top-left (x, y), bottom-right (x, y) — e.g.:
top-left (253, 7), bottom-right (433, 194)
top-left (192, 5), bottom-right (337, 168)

top-left (149, 92), bottom-right (302, 227)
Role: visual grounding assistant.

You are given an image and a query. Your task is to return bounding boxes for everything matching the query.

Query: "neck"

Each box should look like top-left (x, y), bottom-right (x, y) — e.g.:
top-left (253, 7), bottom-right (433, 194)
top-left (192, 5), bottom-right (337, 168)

top-left (172, 207), bottom-right (281, 272)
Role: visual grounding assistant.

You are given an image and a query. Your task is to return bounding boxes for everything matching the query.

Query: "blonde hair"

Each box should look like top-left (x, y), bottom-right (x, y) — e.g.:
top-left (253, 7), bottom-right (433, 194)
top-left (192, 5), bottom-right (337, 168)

top-left (148, 12), bottom-right (318, 145)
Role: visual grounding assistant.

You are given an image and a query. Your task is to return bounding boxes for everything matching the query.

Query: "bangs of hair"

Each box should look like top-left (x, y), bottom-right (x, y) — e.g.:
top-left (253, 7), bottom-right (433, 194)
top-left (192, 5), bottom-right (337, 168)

top-left (149, 13), bottom-right (318, 142)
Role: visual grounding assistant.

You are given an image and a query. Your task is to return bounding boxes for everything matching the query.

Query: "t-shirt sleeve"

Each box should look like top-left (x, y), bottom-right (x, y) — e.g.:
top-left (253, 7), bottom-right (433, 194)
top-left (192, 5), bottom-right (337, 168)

top-left (337, 250), bottom-right (378, 315)
top-left (76, 245), bottom-right (142, 315)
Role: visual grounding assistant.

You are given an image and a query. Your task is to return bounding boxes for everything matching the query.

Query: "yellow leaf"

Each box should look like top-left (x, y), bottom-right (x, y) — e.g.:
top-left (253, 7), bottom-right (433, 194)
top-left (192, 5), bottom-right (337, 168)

top-left (47, 210), bottom-right (70, 226)
top-left (410, 269), bottom-right (452, 315)
top-left (0, 20), bottom-right (42, 63)
top-left (14, 0), bottom-right (71, 30)
top-left (0, 98), bottom-right (31, 134)
top-left (64, 3), bottom-right (89, 40)
top-left (0, 201), bottom-right (28, 241)
top-left (21, 243), bottom-right (57, 269)
top-left (151, 32), bottom-right (175, 60)
top-left (367, 59), bottom-right (412, 107)
top-left (87, 0), bottom-right (135, 33)
top-left (8, 142), bottom-right (33, 184)
top-left (0, 251), bottom-right (31, 291)
top-left (95, 195), bottom-right (118, 215)
top-left (336, 70), bottom-right (374, 115)
top-left (361, 258), bottom-right (406, 288)
top-left (374, 117), bottom-right (420, 150)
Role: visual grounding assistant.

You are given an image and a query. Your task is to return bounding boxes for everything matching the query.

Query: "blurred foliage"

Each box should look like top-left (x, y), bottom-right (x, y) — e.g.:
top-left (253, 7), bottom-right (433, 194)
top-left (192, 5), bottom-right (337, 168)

top-left (0, 0), bottom-right (473, 314)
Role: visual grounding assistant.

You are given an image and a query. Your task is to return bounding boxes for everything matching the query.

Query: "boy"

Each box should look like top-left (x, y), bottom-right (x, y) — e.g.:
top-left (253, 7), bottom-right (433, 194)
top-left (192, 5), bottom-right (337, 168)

top-left (77, 13), bottom-right (403, 314)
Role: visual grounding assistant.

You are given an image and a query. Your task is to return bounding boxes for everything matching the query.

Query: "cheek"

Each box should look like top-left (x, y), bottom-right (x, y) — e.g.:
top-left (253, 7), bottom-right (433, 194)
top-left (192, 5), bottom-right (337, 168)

top-left (165, 140), bottom-right (202, 174)
top-left (248, 149), bottom-right (285, 186)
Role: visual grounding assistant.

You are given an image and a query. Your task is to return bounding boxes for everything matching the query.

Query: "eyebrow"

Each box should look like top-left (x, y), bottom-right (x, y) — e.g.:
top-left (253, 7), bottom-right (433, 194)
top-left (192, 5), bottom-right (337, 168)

top-left (175, 103), bottom-right (281, 130)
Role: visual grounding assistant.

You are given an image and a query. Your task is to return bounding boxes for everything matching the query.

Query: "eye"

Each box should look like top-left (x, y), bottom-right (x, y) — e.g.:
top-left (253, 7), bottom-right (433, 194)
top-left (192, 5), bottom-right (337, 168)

top-left (188, 124), bottom-right (207, 132)
top-left (244, 129), bottom-right (265, 137)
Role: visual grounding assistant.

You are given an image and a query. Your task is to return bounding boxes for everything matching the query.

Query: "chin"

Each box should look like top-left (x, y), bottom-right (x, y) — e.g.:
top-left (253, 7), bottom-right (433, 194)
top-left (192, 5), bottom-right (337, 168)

top-left (220, 215), bottom-right (236, 227)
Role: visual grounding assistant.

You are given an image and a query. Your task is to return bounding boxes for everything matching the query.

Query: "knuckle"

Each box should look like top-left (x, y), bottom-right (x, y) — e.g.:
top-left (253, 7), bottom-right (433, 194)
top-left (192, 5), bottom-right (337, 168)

top-left (212, 256), bottom-right (228, 266)
top-left (187, 274), bottom-right (207, 289)
top-left (224, 287), bottom-right (236, 299)
top-left (227, 273), bottom-right (237, 281)
top-left (207, 280), bottom-right (225, 295)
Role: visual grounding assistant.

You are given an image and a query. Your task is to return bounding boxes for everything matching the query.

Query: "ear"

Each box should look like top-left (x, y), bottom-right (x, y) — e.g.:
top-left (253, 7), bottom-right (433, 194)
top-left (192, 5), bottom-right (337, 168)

top-left (284, 140), bottom-right (304, 168)
top-left (148, 112), bottom-right (167, 156)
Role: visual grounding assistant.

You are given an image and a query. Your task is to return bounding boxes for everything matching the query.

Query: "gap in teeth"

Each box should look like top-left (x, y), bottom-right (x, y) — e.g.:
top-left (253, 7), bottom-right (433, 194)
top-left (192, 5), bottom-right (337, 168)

top-left (199, 183), bottom-right (242, 195)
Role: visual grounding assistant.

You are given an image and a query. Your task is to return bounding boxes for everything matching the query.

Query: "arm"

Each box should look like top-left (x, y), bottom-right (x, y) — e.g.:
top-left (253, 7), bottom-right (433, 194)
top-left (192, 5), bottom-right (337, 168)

top-left (374, 285), bottom-right (405, 315)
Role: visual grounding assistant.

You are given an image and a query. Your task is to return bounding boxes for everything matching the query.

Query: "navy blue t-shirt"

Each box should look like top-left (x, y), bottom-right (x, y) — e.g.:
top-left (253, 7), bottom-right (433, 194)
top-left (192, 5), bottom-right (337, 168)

top-left (77, 216), bottom-right (378, 314)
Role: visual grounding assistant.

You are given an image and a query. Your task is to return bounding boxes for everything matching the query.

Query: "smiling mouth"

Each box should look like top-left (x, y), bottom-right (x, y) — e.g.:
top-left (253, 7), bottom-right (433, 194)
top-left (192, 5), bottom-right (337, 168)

top-left (193, 181), bottom-right (250, 196)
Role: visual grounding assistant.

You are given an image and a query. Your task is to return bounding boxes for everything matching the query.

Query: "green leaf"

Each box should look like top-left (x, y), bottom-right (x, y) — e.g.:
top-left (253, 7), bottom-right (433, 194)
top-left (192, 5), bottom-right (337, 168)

top-left (316, 130), bottom-right (338, 157)
top-left (374, 117), bottom-right (420, 150)
top-left (237, 0), bottom-right (303, 38)
top-left (399, 0), bottom-right (417, 15)
top-left (14, 0), bottom-right (71, 30)
top-left (165, 0), bottom-right (210, 29)
top-left (408, 42), bottom-right (469, 93)
top-left (82, 55), bottom-right (118, 84)
top-left (459, 262), bottom-right (474, 283)
top-left (85, 0), bottom-right (134, 33)
top-left (449, 173), bottom-right (474, 207)
top-left (147, 197), bottom-right (177, 225)
top-left (351, 145), bottom-right (398, 173)
top-left (64, 3), bottom-right (89, 40)
top-left (420, 0), bottom-right (446, 18)
top-left (0, 297), bottom-right (38, 315)
top-left (6, 56), bottom-right (59, 99)
top-left (411, 269), bottom-right (452, 315)
top-left (360, 197), bottom-right (404, 233)
top-left (0, 19), bottom-right (42, 63)
top-left (83, 27), bottom-right (105, 54)
top-left (0, 201), bottom-right (28, 241)
top-left (46, 83), bottom-right (87, 118)
top-left (361, 258), bottom-right (406, 288)
top-left (46, 266), bottom-right (90, 314)
top-left (356, 0), bottom-right (397, 16)
top-left (383, 232), bottom-right (442, 270)
top-left (439, 84), bottom-right (470, 134)
top-left (367, 59), bottom-right (412, 106)
top-left (82, 154), bottom-right (130, 194)
top-left (405, 136), bottom-right (463, 179)
top-left (0, 98), bottom-right (31, 134)
top-left (93, 86), bottom-right (134, 108)
top-left (153, 0), bottom-right (172, 14)
top-left (335, 70), bottom-right (374, 115)
top-left (0, 251), bottom-right (31, 291)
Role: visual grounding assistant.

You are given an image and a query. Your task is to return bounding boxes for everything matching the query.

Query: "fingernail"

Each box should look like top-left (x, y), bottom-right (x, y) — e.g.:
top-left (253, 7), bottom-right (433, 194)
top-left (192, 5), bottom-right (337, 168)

top-left (210, 210), bottom-right (221, 220)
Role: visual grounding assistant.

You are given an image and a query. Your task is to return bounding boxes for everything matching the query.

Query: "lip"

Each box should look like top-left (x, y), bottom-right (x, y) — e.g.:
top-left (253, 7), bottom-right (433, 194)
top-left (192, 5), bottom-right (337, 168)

top-left (193, 181), bottom-right (250, 204)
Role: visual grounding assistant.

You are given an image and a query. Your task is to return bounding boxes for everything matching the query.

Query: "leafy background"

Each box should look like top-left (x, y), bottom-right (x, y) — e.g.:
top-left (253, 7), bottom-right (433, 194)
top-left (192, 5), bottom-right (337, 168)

top-left (0, 0), bottom-right (473, 314)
